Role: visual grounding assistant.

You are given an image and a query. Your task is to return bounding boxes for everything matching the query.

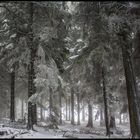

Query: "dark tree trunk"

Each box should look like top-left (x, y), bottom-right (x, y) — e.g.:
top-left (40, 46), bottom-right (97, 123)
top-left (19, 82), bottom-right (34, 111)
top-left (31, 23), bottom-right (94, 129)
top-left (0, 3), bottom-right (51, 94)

top-left (109, 115), bottom-right (116, 130)
top-left (66, 98), bottom-right (68, 121)
top-left (49, 88), bottom-right (53, 121)
top-left (86, 100), bottom-right (93, 128)
top-left (21, 99), bottom-right (24, 120)
top-left (68, 97), bottom-right (71, 121)
top-left (109, 109), bottom-right (116, 130)
top-left (102, 67), bottom-right (110, 136)
top-left (77, 93), bottom-right (80, 125)
top-left (71, 88), bottom-right (75, 125)
top-left (32, 104), bottom-right (37, 125)
top-left (118, 27), bottom-right (140, 138)
top-left (82, 100), bottom-right (85, 122)
top-left (49, 87), bottom-right (58, 129)
top-left (32, 57), bottom-right (37, 125)
top-left (10, 66), bottom-right (15, 122)
top-left (27, 2), bottom-right (35, 130)
top-left (40, 97), bottom-right (43, 121)
top-left (59, 91), bottom-right (62, 124)
top-left (27, 102), bottom-right (33, 130)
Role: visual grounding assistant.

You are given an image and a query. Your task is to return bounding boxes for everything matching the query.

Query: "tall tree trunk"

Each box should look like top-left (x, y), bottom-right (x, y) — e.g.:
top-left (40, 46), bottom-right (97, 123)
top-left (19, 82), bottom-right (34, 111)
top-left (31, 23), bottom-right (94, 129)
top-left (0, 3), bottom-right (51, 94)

top-left (118, 28), bottom-right (140, 138)
top-left (49, 87), bottom-right (58, 129)
top-left (77, 93), bottom-right (80, 125)
top-left (86, 100), bottom-right (93, 128)
top-left (32, 60), bottom-right (37, 125)
top-left (71, 88), bottom-right (75, 125)
top-left (110, 116), bottom-right (116, 129)
top-left (102, 67), bottom-right (110, 136)
top-left (49, 88), bottom-right (53, 122)
top-left (66, 98), bottom-right (68, 121)
top-left (32, 104), bottom-right (37, 125)
top-left (69, 97), bottom-right (71, 121)
top-left (21, 99), bottom-right (24, 120)
top-left (82, 100), bottom-right (85, 122)
top-left (59, 90), bottom-right (62, 124)
top-left (10, 65), bottom-right (15, 122)
top-left (109, 110), bottom-right (116, 130)
top-left (27, 2), bottom-right (35, 130)
top-left (109, 108), bottom-right (116, 130)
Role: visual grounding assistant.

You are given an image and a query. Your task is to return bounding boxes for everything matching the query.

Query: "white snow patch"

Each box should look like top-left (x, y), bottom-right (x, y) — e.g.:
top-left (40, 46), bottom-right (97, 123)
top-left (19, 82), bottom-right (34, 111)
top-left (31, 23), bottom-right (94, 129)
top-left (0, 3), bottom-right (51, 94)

top-left (5, 43), bottom-right (13, 49)
top-left (77, 39), bottom-right (82, 42)
top-left (65, 65), bottom-right (70, 70)
top-left (69, 48), bottom-right (75, 53)
top-left (0, 121), bottom-right (130, 139)
top-left (10, 34), bottom-right (16, 38)
top-left (64, 37), bottom-right (71, 42)
top-left (2, 19), bottom-right (9, 23)
top-left (69, 55), bottom-right (79, 60)
top-left (77, 48), bottom-right (82, 52)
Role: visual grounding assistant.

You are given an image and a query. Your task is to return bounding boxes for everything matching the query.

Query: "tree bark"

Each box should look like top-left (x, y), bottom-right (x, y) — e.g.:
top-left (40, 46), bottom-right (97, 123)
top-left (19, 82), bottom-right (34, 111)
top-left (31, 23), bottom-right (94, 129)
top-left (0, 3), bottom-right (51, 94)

top-left (49, 87), bottom-right (58, 129)
top-left (49, 88), bottom-right (53, 122)
top-left (10, 65), bottom-right (15, 122)
top-left (77, 93), bottom-right (80, 125)
top-left (27, 2), bottom-right (35, 130)
top-left (68, 97), bottom-right (71, 121)
top-left (59, 90), bottom-right (62, 124)
top-left (109, 115), bottom-right (116, 130)
top-left (32, 104), bottom-right (37, 125)
top-left (118, 28), bottom-right (140, 138)
top-left (66, 98), bottom-right (68, 121)
top-left (32, 57), bottom-right (37, 125)
top-left (86, 100), bottom-right (93, 128)
top-left (21, 99), bottom-right (24, 120)
top-left (82, 100), bottom-right (85, 122)
top-left (71, 88), bottom-right (75, 125)
top-left (109, 108), bottom-right (116, 130)
top-left (102, 67), bottom-right (110, 136)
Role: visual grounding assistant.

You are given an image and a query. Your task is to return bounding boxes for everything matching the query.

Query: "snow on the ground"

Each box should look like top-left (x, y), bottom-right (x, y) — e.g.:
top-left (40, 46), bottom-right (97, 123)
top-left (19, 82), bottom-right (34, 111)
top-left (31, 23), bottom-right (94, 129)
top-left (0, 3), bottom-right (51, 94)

top-left (0, 120), bottom-right (130, 139)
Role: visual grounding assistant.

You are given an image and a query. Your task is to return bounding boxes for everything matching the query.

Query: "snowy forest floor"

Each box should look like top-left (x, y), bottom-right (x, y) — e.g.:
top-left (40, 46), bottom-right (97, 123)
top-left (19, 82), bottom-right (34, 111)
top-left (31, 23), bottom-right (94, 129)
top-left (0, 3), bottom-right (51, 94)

top-left (0, 120), bottom-right (130, 139)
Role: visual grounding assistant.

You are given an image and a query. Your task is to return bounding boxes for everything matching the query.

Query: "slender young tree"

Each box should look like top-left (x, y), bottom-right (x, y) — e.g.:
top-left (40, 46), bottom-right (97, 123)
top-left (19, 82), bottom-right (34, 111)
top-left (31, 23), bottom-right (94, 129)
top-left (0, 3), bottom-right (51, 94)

top-left (66, 98), bottom-right (68, 121)
top-left (68, 97), bottom-right (71, 121)
top-left (59, 89), bottom-right (62, 124)
top-left (10, 65), bottom-right (15, 122)
top-left (82, 100), bottom-right (85, 122)
top-left (77, 93), bottom-right (80, 125)
top-left (49, 87), bottom-right (53, 123)
top-left (71, 88), bottom-right (75, 125)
